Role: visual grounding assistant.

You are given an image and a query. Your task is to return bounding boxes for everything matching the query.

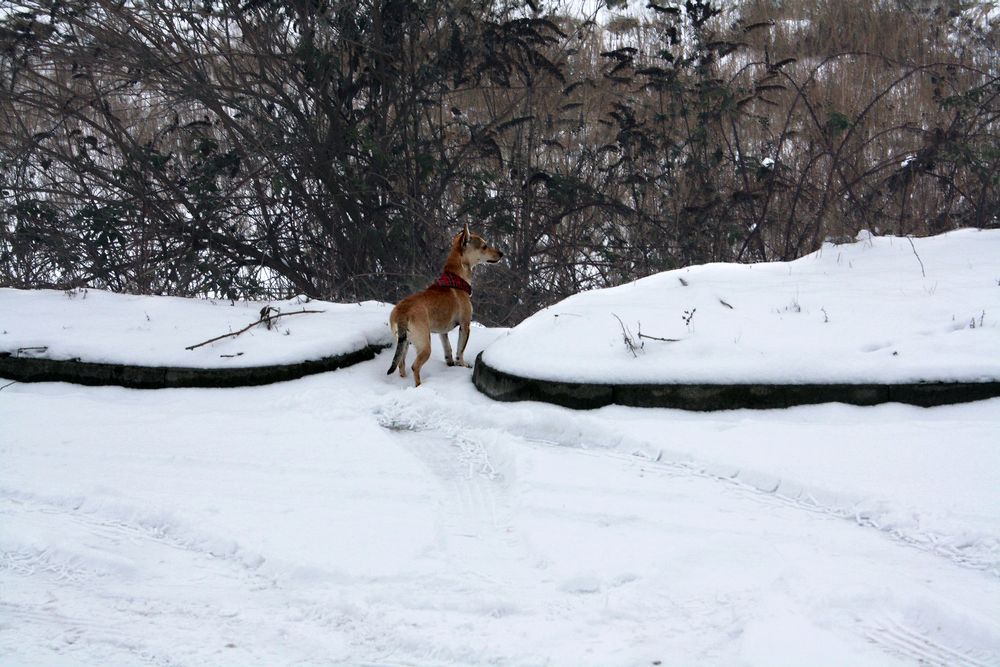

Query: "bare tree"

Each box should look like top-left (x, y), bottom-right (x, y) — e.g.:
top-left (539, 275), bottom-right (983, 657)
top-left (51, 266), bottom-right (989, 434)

top-left (1, 0), bottom-right (997, 325)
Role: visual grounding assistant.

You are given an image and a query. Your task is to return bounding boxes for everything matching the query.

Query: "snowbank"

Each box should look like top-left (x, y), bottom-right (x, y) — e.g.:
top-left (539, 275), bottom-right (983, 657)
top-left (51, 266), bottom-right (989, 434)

top-left (0, 289), bottom-right (392, 369)
top-left (482, 229), bottom-right (1000, 385)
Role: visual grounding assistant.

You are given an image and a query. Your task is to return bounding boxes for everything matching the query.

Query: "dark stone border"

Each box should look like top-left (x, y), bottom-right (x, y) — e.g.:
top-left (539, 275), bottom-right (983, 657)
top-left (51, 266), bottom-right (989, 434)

top-left (0, 344), bottom-right (389, 390)
top-left (472, 352), bottom-right (1000, 411)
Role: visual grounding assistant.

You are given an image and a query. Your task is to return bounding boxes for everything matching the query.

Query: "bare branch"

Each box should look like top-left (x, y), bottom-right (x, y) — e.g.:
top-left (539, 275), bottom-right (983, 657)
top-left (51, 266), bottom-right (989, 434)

top-left (185, 309), bottom-right (324, 351)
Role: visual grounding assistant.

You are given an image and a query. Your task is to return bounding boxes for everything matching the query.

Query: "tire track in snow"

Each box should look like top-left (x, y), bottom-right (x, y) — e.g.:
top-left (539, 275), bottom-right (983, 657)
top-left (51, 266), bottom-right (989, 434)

top-left (0, 597), bottom-right (191, 667)
top-left (0, 487), bottom-right (270, 582)
top-left (0, 488), bottom-right (365, 665)
top-left (374, 389), bottom-right (1000, 667)
top-left (0, 485), bottom-right (286, 665)
top-left (657, 461), bottom-right (997, 577)
top-left (375, 395), bottom-right (529, 583)
top-left (719, 478), bottom-right (1000, 576)
top-left (862, 613), bottom-right (999, 667)
top-left (548, 429), bottom-right (1000, 576)
top-left (373, 390), bottom-right (1000, 578)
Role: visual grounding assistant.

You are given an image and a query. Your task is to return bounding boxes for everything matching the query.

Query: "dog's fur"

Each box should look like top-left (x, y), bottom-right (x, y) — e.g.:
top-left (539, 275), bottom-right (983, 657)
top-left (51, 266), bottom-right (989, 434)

top-left (387, 225), bottom-right (503, 386)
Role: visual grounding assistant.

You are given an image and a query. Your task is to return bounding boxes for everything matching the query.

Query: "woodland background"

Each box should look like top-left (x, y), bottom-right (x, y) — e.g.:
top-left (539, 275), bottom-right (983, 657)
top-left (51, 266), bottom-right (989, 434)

top-left (1, 0), bottom-right (998, 324)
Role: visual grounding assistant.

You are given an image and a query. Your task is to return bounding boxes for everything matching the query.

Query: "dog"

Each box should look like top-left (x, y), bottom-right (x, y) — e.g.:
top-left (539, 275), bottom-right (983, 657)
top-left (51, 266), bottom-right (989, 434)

top-left (387, 224), bottom-right (503, 386)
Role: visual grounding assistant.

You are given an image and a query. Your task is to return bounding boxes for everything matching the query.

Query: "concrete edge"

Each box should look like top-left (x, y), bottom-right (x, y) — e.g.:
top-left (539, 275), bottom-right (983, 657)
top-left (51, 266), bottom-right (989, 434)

top-left (0, 344), bottom-right (390, 390)
top-left (472, 352), bottom-right (1000, 411)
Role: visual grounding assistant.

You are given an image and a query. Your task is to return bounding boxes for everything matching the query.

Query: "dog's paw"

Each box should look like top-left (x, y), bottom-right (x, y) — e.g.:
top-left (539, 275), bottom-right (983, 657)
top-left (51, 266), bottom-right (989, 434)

top-left (446, 359), bottom-right (456, 367)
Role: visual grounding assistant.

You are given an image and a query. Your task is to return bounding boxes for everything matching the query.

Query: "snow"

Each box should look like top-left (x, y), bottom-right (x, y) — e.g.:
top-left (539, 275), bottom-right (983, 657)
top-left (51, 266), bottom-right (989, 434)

top-left (483, 229), bottom-right (1000, 384)
top-left (3, 339), bottom-right (1000, 665)
top-left (3, 232), bottom-right (1000, 665)
top-left (0, 289), bottom-right (391, 368)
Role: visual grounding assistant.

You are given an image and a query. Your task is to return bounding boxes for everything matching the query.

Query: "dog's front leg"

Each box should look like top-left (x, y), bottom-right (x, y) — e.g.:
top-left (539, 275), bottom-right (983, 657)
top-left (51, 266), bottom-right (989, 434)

top-left (455, 321), bottom-right (471, 367)
top-left (440, 333), bottom-right (455, 366)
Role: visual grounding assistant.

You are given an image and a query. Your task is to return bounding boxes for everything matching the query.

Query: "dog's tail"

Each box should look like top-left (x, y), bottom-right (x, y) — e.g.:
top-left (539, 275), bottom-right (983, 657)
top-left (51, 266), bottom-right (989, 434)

top-left (386, 322), bottom-right (408, 375)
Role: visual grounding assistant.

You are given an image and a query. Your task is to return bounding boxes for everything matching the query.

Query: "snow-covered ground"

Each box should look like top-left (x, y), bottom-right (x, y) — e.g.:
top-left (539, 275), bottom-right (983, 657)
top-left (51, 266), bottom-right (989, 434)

top-left (3, 332), bottom-right (1000, 665)
top-left (0, 289), bottom-right (391, 367)
top-left (3, 230), bottom-right (1000, 666)
top-left (484, 229), bottom-right (1000, 384)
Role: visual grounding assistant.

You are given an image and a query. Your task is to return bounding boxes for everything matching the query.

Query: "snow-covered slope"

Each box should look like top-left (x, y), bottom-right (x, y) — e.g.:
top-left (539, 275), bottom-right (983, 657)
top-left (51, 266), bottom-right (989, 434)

top-left (0, 289), bottom-right (391, 368)
top-left (483, 229), bottom-right (1000, 384)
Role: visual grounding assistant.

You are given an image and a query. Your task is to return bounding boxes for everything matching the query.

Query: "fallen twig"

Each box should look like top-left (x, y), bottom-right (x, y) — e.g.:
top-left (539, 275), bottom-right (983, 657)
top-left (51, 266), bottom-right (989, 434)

top-left (0, 380), bottom-right (17, 392)
top-left (185, 309), bottom-right (324, 351)
top-left (637, 332), bottom-right (680, 343)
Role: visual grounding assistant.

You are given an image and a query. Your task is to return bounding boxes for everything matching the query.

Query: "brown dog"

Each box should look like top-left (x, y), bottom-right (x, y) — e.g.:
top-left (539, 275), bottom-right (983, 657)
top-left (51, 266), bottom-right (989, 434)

top-left (387, 225), bottom-right (503, 386)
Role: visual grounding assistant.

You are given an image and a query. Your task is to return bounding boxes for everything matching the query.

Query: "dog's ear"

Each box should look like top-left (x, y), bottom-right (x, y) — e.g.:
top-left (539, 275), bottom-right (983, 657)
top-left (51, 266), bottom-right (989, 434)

top-left (460, 224), bottom-right (470, 248)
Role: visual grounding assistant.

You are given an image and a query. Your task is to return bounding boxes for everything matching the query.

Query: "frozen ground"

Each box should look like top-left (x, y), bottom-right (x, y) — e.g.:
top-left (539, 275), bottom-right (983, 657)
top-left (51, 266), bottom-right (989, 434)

top-left (3, 325), bottom-right (1000, 666)
top-left (483, 229), bottom-right (1000, 384)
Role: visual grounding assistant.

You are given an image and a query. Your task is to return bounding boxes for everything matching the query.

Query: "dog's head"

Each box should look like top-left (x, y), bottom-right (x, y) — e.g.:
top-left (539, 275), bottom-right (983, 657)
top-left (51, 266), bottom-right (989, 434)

top-left (455, 224), bottom-right (503, 266)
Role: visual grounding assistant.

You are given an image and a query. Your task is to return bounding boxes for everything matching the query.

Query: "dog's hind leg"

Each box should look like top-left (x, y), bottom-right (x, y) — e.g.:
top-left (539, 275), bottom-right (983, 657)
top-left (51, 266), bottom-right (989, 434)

top-left (411, 329), bottom-right (432, 387)
top-left (387, 322), bottom-right (409, 376)
top-left (440, 333), bottom-right (455, 366)
top-left (397, 340), bottom-right (410, 377)
top-left (455, 321), bottom-right (471, 367)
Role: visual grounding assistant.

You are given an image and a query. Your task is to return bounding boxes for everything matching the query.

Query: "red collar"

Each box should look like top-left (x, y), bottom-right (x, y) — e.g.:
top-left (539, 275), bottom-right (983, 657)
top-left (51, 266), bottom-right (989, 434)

top-left (434, 271), bottom-right (472, 295)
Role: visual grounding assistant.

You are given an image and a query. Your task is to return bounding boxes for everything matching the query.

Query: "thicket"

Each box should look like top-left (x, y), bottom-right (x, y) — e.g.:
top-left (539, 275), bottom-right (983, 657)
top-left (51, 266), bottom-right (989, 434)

top-left (2, 0), bottom-right (998, 324)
